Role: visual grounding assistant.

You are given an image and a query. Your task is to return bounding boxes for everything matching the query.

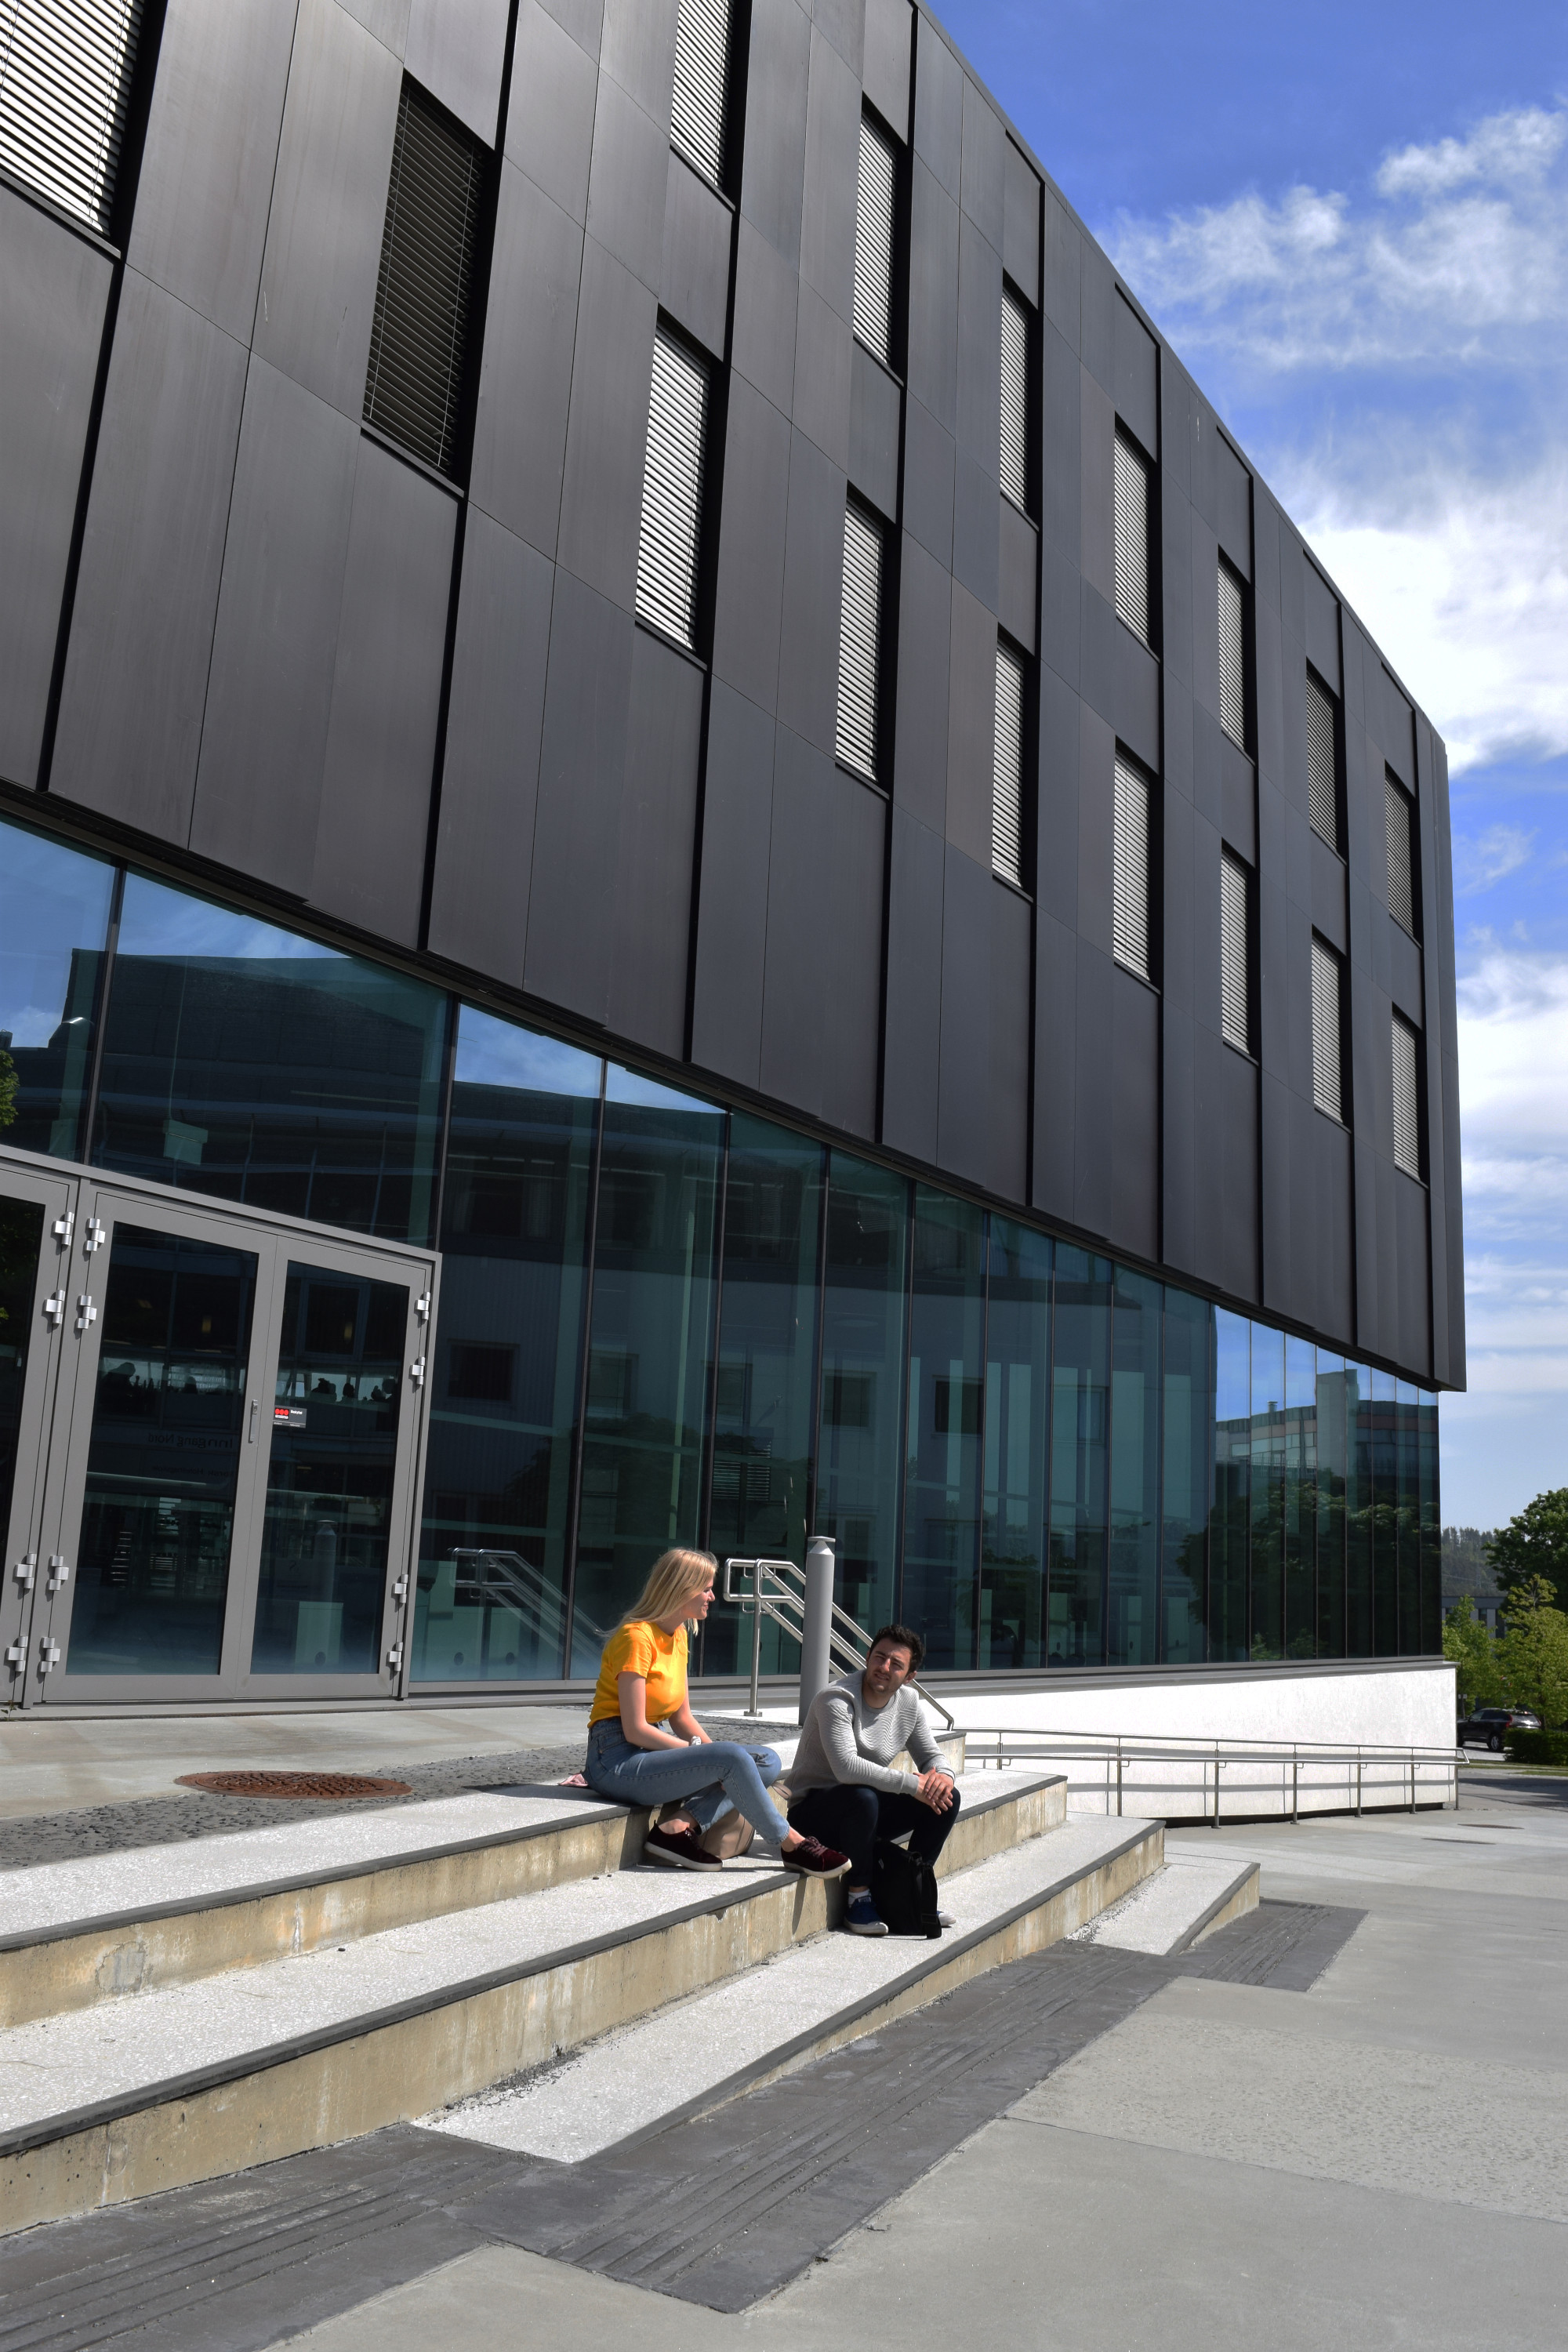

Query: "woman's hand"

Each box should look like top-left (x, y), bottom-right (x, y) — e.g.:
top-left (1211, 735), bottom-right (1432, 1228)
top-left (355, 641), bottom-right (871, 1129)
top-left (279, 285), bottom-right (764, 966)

top-left (618, 1672), bottom-right (690, 1751)
top-left (668, 1699), bottom-right (710, 1744)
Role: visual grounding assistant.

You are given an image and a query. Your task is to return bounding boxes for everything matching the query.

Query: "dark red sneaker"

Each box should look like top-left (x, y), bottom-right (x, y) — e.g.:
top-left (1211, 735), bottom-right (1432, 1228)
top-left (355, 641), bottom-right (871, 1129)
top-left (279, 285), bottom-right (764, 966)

top-left (782, 1835), bottom-right (851, 1878)
top-left (644, 1824), bottom-right (722, 1870)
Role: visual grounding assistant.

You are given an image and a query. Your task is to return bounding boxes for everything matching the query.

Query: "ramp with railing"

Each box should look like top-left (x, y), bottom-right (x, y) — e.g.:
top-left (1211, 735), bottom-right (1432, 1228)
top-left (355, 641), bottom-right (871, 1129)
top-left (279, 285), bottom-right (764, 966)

top-left (960, 1726), bottom-right (1459, 1821)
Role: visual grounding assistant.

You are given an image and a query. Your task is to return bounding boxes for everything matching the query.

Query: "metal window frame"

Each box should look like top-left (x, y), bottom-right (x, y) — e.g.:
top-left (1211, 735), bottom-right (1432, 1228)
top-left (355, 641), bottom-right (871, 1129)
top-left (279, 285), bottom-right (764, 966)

top-left (1112, 423), bottom-right (1152, 645)
top-left (1311, 935), bottom-right (1345, 1122)
top-left (1219, 846), bottom-right (1252, 1056)
top-left (993, 635), bottom-right (1027, 887)
top-left (1112, 747), bottom-right (1154, 980)
top-left (669, 0), bottom-right (732, 188)
top-left (1217, 556), bottom-right (1248, 751)
top-left (635, 320), bottom-right (713, 653)
top-left (1385, 768), bottom-right (1417, 938)
top-left (835, 497), bottom-right (886, 783)
top-left (1000, 282), bottom-right (1031, 514)
top-left (1305, 665), bottom-right (1341, 855)
top-left (853, 107), bottom-right (899, 367)
top-left (1391, 1011), bottom-right (1422, 1178)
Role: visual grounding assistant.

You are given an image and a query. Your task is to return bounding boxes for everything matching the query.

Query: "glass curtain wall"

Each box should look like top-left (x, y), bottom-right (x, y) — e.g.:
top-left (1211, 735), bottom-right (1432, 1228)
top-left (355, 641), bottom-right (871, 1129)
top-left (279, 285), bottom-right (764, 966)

top-left (982, 1220), bottom-right (1051, 1669)
top-left (1108, 1269), bottom-right (1160, 1666)
top-left (1160, 1288), bottom-right (1210, 1662)
top-left (1047, 1249), bottom-right (1111, 1666)
top-left (903, 1189), bottom-right (985, 1668)
top-left (0, 822), bottom-right (114, 1158)
top-left (816, 1152), bottom-right (909, 1635)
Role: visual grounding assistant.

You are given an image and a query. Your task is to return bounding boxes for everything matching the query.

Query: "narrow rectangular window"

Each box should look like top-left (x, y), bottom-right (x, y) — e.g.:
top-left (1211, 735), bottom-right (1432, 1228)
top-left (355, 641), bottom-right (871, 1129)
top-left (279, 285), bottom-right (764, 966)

top-left (1392, 1013), bottom-right (1421, 1177)
top-left (1220, 848), bottom-right (1250, 1054)
top-left (365, 81), bottom-right (485, 477)
top-left (636, 326), bottom-right (710, 650)
top-left (1312, 936), bottom-right (1344, 1120)
top-left (853, 111), bottom-right (898, 365)
top-left (1113, 425), bottom-right (1152, 643)
top-left (1305, 667), bottom-right (1340, 852)
top-left (993, 639), bottom-right (1025, 887)
top-left (0, 0), bottom-right (144, 231)
top-left (670, 0), bottom-right (730, 187)
top-left (1385, 770), bottom-right (1417, 935)
top-left (1112, 750), bottom-right (1152, 979)
top-left (1000, 286), bottom-right (1029, 511)
top-left (1217, 557), bottom-right (1247, 750)
top-left (837, 502), bottom-right (884, 781)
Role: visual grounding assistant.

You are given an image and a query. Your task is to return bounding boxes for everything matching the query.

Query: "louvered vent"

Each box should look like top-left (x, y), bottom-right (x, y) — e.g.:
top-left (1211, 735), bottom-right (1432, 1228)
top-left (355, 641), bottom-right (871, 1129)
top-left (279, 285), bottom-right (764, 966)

top-left (1305, 667), bottom-right (1339, 851)
top-left (1311, 936), bottom-right (1343, 1120)
top-left (1218, 557), bottom-right (1247, 749)
top-left (1385, 770), bottom-right (1416, 935)
top-left (636, 326), bottom-right (710, 648)
top-left (853, 111), bottom-right (897, 364)
top-left (1220, 848), bottom-right (1250, 1054)
top-left (1000, 287), bottom-right (1029, 510)
top-left (1113, 426), bottom-right (1151, 643)
top-left (1112, 751), bottom-right (1152, 978)
top-left (670, 0), bottom-right (728, 187)
top-left (0, 0), bottom-right (143, 231)
top-left (993, 640), bottom-right (1025, 887)
top-left (1392, 1013), bottom-right (1421, 1177)
top-left (836, 503), bottom-right (884, 780)
top-left (363, 81), bottom-right (484, 477)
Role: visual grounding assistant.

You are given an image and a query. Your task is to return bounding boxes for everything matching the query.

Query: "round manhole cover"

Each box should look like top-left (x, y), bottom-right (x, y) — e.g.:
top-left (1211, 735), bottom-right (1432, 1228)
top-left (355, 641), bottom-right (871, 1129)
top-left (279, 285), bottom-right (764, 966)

top-left (176, 1771), bottom-right (412, 1799)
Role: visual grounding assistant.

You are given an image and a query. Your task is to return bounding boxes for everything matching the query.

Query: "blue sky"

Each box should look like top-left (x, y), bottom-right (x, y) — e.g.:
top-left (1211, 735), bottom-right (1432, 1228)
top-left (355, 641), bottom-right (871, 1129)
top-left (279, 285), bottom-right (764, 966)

top-left (936, 0), bottom-right (1568, 1532)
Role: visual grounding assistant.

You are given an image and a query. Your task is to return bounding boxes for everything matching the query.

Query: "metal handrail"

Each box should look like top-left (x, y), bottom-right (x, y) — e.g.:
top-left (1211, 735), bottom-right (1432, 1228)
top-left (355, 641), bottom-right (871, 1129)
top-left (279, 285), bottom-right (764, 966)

top-left (960, 1723), bottom-right (1460, 1822)
top-left (721, 1555), bottom-right (956, 1729)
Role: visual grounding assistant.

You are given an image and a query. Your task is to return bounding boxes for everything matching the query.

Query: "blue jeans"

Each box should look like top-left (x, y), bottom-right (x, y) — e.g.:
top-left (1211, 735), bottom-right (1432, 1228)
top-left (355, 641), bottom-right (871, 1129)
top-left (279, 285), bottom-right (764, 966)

top-left (583, 1721), bottom-right (789, 1849)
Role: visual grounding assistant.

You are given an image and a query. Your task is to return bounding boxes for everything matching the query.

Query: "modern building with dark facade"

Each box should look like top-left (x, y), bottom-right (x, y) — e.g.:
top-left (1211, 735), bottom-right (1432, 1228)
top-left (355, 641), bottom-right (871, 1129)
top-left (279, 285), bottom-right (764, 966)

top-left (0, 0), bottom-right (1462, 1715)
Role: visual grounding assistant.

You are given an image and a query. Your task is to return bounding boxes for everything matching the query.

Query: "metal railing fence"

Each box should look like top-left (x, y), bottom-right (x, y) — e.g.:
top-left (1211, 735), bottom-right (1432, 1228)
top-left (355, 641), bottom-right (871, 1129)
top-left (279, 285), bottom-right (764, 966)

top-left (962, 1726), bottom-right (1460, 1820)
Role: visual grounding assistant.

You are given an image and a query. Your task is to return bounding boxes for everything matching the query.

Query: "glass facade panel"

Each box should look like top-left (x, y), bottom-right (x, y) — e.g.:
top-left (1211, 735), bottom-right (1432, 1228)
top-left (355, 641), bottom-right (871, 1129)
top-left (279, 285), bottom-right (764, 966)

top-left (983, 1220), bottom-right (1051, 1669)
top-left (1345, 1362), bottom-right (1374, 1655)
top-left (570, 1065), bottom-right (723, 1668)
top-left (1370, 1367), bottom-right (1399, 1655)
top-left (1284, 1334), bottom-right (1317, 1657)
top-left (0, 1194), bottom-right (46, 1535)
top-left (414, 1015), bottom-right (599, 1682)
top-left (1315, 1352), bottom-right (1348, 1658)
top-left (1048, 1248), bottom-right (1111, 1667)
top-left (903, 1189), bottom-right (985, 1669)
top-left (1210, 1309), bottom-right (1249, 1662)
top-left (1417, 1386), bottom-right (1441, 1652)
top-left (1248, 1322), bottom-right (1285, 1660)
top-left (1108, 1268), bottom-right (1160, 1667)
top-left (702, 1115), bottom-right (823, 1679)
top-left (817, 1152), bottom-right (908, 1634)
top-left (1396, 1377), bottom-right (1422, 1654)
top-left (93, 877), bottom-right (446, 1243)
top-left (0, 815), bottom-right (114, 1160)
top-left (1160, 1287), bottom-right (1210, 1664)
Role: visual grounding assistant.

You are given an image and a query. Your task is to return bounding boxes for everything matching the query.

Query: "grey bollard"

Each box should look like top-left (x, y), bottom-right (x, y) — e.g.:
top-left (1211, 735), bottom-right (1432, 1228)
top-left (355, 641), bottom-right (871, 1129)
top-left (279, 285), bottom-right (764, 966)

top-left (798, 1534), bottom-right (835, 1725)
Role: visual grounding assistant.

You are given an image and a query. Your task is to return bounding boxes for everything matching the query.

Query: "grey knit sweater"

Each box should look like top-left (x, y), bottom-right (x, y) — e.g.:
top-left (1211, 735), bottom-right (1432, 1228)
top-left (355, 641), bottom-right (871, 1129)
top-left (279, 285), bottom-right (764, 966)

top-left (783, 1671), bottom-right (944, 1798)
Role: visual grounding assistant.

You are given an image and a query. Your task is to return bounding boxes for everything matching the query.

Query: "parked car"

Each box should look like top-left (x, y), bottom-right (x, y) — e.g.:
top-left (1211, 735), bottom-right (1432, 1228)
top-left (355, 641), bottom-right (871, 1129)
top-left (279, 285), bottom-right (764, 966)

top-left (1457, 1706), bottom-right (1542, 1751)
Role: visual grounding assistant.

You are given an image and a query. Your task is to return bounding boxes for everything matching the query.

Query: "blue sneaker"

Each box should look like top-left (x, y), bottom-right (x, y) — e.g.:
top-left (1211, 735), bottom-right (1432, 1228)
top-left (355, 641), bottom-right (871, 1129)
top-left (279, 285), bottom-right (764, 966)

top-left (845, 1890), bottom-right (887, 1936)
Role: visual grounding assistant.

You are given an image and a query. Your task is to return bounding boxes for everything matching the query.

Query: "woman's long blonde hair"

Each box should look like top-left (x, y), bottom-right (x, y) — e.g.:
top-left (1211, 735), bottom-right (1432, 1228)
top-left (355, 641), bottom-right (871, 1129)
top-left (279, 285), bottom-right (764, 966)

top-left (619, 1547), bottom-right (717, 1631)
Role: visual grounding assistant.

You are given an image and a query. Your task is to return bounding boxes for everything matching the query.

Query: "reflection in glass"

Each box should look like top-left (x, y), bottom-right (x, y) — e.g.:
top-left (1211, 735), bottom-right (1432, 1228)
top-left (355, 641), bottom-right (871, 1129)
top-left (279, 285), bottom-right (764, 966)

top-left (816, 1152), bottom-right (908, 1635)
top-left (1160, 1288), bottom-right (1210, 1663)
top-left (703, 1116), bottom-right (822, 1679)
top-left (0, 815), bottom-right (114, 1159)
top-left (1048, 1248), bottom-right (1111, 1666)
top-left (1370, 1368), bottom-right (1399, 1655)
top-left (570, 1066), bottom-right (723, 1668)
top-left (1315, 1353), bottom-right (1348, 1657)
top-left (1284, 1334), bottom-right (1317, 1657)
top-left (249, 1264), bottom-right (406, 1674)
top-left (1248, 1322), bottom-right (1285, 1660)
top-left (413, 1012), bottom-right (600, 1682)
top-left (983, 1220), bottom-right (1051, 1669)
top-left (67, 1226), bottom-right (256, 1675)
top-left (93, 874), bottom-right (446, 1243)
top-left (903, 1190), bottom-right (985, 1668)
top-left (1417, 1387), bottom-right (1441, 1652)
top-left (1396, 1378), bottom-right (1421, 1653)
top-left (1344, 1363), bottom-right (1373, 1655)
top-left (1209, 1309), bottom-right (1250, 1661)
top-left (1108, 1267), bottom-right (1160, 1666)
top-left (0, 1196), bottom-right (45, 1539)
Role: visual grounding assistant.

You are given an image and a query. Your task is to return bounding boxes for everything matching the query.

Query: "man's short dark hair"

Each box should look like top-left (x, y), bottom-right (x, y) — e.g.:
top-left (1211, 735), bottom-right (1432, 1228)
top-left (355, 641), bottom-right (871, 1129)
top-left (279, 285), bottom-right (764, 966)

top-left (868, 1622), bottom-right (925, 1671)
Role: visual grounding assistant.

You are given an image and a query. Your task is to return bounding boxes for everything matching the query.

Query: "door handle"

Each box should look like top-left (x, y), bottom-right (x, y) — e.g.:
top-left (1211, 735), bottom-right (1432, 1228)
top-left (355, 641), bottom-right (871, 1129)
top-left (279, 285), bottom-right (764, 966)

top-left (249, 1398), bottom-right (260, 1444)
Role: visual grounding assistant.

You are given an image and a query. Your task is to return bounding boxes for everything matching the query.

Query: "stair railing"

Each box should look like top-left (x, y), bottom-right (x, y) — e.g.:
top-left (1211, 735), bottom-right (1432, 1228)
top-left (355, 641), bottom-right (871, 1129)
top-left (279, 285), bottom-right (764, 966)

top-left (722, 1552), bottom-right (956, 1730)
top-left (959, 1724), bottom-right (1460, 1819)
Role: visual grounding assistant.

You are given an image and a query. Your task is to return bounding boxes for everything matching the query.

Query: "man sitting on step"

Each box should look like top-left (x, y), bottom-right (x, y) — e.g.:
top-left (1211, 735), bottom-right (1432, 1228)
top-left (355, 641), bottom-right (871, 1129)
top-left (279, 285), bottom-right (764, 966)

top-left (783, 1624), bottom-right (960, 1936)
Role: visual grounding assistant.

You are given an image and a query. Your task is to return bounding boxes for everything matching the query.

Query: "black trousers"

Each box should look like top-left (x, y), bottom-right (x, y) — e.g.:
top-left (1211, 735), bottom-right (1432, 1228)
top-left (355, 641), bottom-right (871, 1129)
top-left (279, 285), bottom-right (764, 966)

top-left (787, 1780), bottom-right (962, 1885)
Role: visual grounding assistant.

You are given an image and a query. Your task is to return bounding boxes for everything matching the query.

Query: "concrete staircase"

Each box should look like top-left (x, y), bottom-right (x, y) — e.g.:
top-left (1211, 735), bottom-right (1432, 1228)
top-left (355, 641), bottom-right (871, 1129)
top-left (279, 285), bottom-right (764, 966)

top-left (0, 1740), bottom-right (1251, 2237)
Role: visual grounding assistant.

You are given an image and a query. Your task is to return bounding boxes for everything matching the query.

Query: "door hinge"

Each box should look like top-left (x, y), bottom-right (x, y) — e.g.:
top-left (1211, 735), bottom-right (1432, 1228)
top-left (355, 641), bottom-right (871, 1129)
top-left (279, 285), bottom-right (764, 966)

top-left (44, 1290), bottom-right (65, 1326)
top-left (386, 1644), bottom-right (404, 1670)
top-left (76, 1294), bottom-right (96, 1330)
top-left (408, 1356), bottom-right (426, 1388)
top-left (52, 1210), bottom-right (74, 1248)
top-left (46, 1556), bottom-right (71, 1593)
top-left (38, 1640), bottom-right (60, 1674)
top-left (416, 1290), bottom-right (431, 1324)
top-left (392, 1575), bottom-right (408, 1603)
top-left (5, 1639), bottom-right (25, 1672)
top-left (83, 1218), bottom-right (106, 1254)
top-left (13, 1555), bottom-right (37, 1591)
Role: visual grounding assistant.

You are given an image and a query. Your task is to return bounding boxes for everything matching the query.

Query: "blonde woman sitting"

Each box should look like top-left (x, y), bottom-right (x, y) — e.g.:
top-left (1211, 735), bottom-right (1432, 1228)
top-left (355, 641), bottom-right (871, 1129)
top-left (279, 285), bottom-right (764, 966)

top-left (583, 1547), bottom-right (850, 1877)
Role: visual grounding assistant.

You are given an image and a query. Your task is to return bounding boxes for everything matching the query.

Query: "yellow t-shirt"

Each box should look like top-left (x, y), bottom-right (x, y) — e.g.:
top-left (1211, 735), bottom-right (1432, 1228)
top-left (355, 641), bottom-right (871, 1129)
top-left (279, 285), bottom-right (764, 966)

top-left (589, 1621), bottom-right (688, 1730)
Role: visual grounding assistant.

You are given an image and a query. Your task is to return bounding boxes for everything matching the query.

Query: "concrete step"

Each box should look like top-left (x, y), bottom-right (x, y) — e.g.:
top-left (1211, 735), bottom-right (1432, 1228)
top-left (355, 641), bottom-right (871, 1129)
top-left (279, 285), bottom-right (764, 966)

top-left (426, 1813), bottom-right (1164, 2165)
top-left (1066, 1850), bottom-right (1259, 1955)
top-left (0, 1766), bottom-right (1069, 2235)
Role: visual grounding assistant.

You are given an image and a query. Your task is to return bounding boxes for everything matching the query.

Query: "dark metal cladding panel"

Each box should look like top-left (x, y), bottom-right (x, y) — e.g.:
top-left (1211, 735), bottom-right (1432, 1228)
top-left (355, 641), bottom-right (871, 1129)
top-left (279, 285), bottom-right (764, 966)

top-left (862, 0), bottom-right (913, 135)
top-left (586, 68), bottom-right (670, 295)
top-left (1387, 922), bottom-right (1424, 1029)
top-left (1304, 559), bottom-right (1341, 692)
top-left (740, 0), bottom-right (810, 266)
top-left (1217, 1036), bottom-right (1259, 1302)
top-left (902, 393), bottom-right (955, 570)
top-left (800, 25), bottom-right (860, 327)
top-left (1038, 317), bottom-right (1079, 561)
top-left (1041, 187), bottom-right (1080, 354)
top-left (813, 0), bottom-right (865, 77)
top-left (997, 498), bottom-right (1037, 655)
top-left (1079, 367), bottom-right (1115, 607)
top-left (955, 211), bottom-right (1000, 470)
top-left (1033, 908), bottom-right (1076, 1220)
top-left (1112, 292), bottom-right (1157, 456)
top-left (1079, 237), bottom-right (1114, 401)
top-left (988, 865), bottom-right (1032, 1200)
top-left (911, 10), bottom-right (960, 193)
top-left (506, 0), bottom-right (599, 221)
top-left (1190, 697), bottom-right (1222, 838)
top-left (1311, 1090), bottom-right (1356, 1341)
top-left (1219, 735), bottom-right (1255, 864)
top-left (129, 0), bottom-right (296, 341)
top-left (1160, 760), bottom-right (1195, 1016)
top-left (1073, 938), bottom-right (1114, 1229)
top-left (690, 681), bottom-right (776, 1089)
top-left (470, 163), bottom-right (583, 556)
top-left (607, 626), bottom-right (704, 1058)
top-left (554, 237), bottom-right (658, 612)
top-left (1212, 430), bottom-right (1251, 576)
top-left (936, 844), bottom-right (995, 1185)
top-left (893, 531), bottom-right (951, 833)
top-left (849, 343), bottom-right (902, 521)
top-left (661, 152), bottom-right (732, 361)
top-left (1254, 582), bottom-right (1285, 798)
top-left (1311, 829), bottom-right (1348, 952)
top-left (1002, 138), bottom-right (1039, 298)
top-left (1429, 735), bottom-right (1465, 1384)
top-left (426, 509), bottom-right (554, 988)
top-left (1253, 481), bottom-right (1279, 613)
top-left (310, 442), bottom-right (458, 947)
top-left (959, 75), bottom-right (1004, 249)
top-left (1260, 1065), bottom-right (1298, 1326)
top-left (732, 215), bottom-right (800, 411)
top-left (952, 449), bottom-right (999, 613)
top-left (906, 157), bottom-right (959, 434)
top-left (1189, 506), bottom-right (1218, 735)
top-left (1035, 662), bottom-right (1079, 929)
top-left (1395, 1173), bottom-right (1432, 1378)
top-left (51, 273), bottom-right (247, 842)
top-left (793, 279), bottom-right (853, 472)
top-left (1160, 350), bottom-right (1192, 501)
top-left (1278, 508), bottom-right (1306, 648)
top-left (711, 372), bottom-right (792, 716)
top-left (1160, 476), bottom-right (1192, 689)
top-left (405, 0), bottom-right (511, 145)
top-left (0, 191), bottom-right (111, 791)
top-left (946, 579), bottom-right (995, 868)
top-left (882, 804), bottom-right (945, 1163)
top-left (760, 728), bottom-right (880, 1133)
top-left (252, 0), bottom-right (402, 419)
top-left (1040, 539), bottom-right (1078, 693)
top-left (775, 427), bottom-right (847, 760)
top-left (1161, 1000), bottom-right (1196, 1278)
top-left (1417, 714), bottom-right (1454, 1384)
top-left (1076, 700), bottom-right (1115, 964)
top-left (1113, 621), bottom-right (1160, 774)
top-left (599, 0), bottom-right (677, 122)
top-left (1109, 961), bottom-right (1159, 1261)
top-left (189, 358), bottom-right (360, 895)
top-left (820, 771), bottom-right (887, 1135)
top-left (521, 0), bottom-right (604, 59)
top-left (524, 568), bottom-right (634, 1022)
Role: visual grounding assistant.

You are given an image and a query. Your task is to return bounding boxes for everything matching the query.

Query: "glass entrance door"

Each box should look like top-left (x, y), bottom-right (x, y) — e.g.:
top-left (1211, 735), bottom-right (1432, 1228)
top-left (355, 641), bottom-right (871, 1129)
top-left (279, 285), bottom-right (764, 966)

top-left (0, 1165), bottom-right (76, 1697)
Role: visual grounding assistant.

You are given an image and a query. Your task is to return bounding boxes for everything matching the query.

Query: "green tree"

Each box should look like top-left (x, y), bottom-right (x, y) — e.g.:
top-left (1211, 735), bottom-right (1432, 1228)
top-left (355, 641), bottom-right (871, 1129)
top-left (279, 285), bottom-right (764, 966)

top-left (1443, 1594), bottom-right (1504, 1709)
top-left (1495, 1575), bottom-right (1568, 1730)
top-left (0, 1047), bottom-right (16, 1130)
top-left (1487, 1490), bottom-right (1568, 1613)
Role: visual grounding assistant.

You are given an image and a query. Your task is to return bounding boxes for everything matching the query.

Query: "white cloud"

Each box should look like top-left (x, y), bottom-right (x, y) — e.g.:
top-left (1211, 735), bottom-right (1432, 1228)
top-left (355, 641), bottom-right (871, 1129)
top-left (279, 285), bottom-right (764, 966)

top-left (1377, 107), bottom-right (1568, 199)
top-left (1454, 825), bottom-right (1536, 892)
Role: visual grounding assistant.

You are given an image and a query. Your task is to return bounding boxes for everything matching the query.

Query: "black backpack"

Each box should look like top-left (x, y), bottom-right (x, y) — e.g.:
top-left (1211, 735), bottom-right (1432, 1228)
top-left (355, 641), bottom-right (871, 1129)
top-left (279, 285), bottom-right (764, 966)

top-left (869, 1838), bottom-right (942, 1938)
